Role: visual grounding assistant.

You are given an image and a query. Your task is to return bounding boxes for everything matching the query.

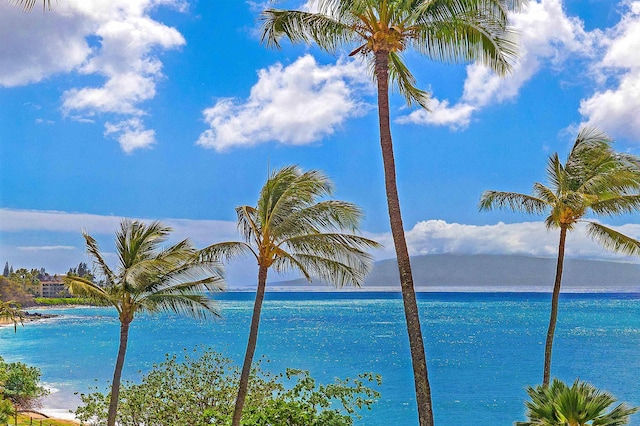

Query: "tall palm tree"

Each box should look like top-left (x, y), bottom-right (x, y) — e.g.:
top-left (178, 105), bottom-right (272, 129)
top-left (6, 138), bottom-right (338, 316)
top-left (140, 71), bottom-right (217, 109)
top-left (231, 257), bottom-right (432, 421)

top-left (479, 126), bottom-right (640, 387)
top-left (516, 378), bottom-right (639, 426)
top-left (65, 219), bottom-right (225, 426)
top-left (0, 301), bottom-right (25, 333)
top-left (260, 1), bottom-right (521, 423)
top-left (200, 165), bottom-right (380, 426)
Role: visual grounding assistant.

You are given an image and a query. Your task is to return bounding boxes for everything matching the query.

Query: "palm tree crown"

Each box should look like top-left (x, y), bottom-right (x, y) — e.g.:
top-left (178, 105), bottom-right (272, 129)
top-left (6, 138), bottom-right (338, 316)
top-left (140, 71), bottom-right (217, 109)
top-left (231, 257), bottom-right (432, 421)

top-left (261, 0), bottom-right (521, 108)
top-left (66, 219), bottom-right (225, 426)
top-left (516, 379), bottom-right (639, 426)
top-left (480, 127), bottom-right (640, 255)
top-left (205, 165), bottom-right (379, 286)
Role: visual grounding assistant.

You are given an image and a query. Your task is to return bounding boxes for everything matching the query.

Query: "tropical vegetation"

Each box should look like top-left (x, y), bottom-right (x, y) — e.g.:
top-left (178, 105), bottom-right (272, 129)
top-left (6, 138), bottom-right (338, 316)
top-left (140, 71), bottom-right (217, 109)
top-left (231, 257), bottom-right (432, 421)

top-left (260, 2), bottom-right (522, 423)
top-left (0, 300), bottom-right (25, 333)
top-left (0, 356), bottom-right (49, 424)
top-left (199, 165), bottom-right (379, 425)
top-left (75, 348), bottom-right (381, 426)
top-left (479, 126), bottom-right (640, 386)
top-left (516, 378), bottom-right (639, 426)
top-left (64, 219), bottom-right (226, 426)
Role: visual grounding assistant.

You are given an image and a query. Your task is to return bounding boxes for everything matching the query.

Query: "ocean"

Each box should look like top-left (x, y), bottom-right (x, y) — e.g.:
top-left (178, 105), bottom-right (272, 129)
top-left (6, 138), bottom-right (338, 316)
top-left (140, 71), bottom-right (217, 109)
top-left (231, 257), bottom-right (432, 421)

top-left (0, 291), bottom-right (639, 425)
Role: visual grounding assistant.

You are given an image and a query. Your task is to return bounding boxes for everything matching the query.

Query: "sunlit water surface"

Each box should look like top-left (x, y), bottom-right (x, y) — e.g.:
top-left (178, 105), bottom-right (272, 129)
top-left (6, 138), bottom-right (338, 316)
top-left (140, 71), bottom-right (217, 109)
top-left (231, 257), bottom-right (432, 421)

top-left (1, 292), bottom-right (638, 425)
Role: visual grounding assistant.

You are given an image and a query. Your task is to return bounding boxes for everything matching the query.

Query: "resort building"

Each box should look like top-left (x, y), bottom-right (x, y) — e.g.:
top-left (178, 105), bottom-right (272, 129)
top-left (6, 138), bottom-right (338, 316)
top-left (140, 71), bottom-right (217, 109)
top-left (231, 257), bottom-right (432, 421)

top-left (39, 275), bottom-right (70, 298)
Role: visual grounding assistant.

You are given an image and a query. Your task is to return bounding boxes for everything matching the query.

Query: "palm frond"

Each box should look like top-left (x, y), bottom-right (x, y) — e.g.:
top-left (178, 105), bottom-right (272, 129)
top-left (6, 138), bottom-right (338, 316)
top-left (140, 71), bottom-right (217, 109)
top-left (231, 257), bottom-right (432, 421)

top-left (388, 51), bottom-right (430, 109)
top-left (199, 241), bottom-right (257, 263)
top-left (260, 9), bottom-right (354, 52)
top-left (64, 275), bottom-right (120, 312)
top-left (82, 231), bottom-right (117, 286)
top-left (478, 190), bottom-right (549, 214)
top-left (9, 0), bottom-right (53, 11)
top-left (585, 222), bottom-right (640, 257)
top-left (236, 205), bottom-right (261, 245)
top-left (590, 194), bottom-right (640, 217)
top-left (277, 252), bottom-right (371, 287)
top-left (140, 293), bottom-right (220, 320)
top-left (412, 0), bottom-right (519, 75)
top-left (274, 200), bottom-right (365, 240)
top-left (285, 232), bottom-right (380, 257)
top-left (259, 166), bottom-right (333, 234)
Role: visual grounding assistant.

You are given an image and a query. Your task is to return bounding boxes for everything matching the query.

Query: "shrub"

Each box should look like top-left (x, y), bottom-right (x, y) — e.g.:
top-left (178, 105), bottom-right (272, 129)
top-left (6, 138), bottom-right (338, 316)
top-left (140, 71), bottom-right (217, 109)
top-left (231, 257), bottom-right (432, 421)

top-left (75, 348), bottom-right (381, 426)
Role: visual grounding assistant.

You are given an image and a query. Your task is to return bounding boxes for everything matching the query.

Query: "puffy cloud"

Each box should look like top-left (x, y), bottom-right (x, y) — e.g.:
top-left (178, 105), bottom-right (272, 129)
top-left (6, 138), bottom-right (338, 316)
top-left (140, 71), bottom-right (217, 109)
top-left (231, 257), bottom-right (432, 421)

top-left (399, 0), bottom-right (593, 129)
top-left (196, 55), bottom-right (373, 151)
top-left (580, 2), bottom-right (640, 141)
top-left (0, 0), bottom-right (185, 152)
top-left (371, 220), bottom-right (640, 263)
top-left (396, 98), bottom-right (476, 129)
top-left (104, 118), bottom-right (156, 153)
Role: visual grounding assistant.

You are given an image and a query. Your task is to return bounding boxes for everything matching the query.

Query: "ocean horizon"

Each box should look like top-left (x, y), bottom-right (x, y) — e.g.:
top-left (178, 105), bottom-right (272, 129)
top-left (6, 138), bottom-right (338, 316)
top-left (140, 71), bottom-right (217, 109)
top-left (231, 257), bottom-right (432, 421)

top-left (1, 291), bottom-right (639, 425)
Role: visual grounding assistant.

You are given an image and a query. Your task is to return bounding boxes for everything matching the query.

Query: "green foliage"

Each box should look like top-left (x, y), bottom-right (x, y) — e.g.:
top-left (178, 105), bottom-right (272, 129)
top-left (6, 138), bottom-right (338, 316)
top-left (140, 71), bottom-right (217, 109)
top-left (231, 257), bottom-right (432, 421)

top-left (0, 356), bottom-right (48, 415)
top-left (0, 300), bottom-right (25, 332)
top-left (0, 399), bottom-right (14, 424)
top-left (0, 277), bottom-right (35, 307)
top-left (34, 297), bottom-right (98, 306)
top-left (516, 378), bottom-right (639, 426)
top-left (75, 348), bottom-right (381, 426)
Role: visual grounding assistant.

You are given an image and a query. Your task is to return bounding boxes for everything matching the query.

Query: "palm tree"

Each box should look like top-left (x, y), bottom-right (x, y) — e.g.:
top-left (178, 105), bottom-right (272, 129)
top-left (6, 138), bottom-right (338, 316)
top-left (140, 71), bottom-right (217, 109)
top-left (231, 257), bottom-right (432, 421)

top-left (200, 165), bottom-right (380, 426)
top-left (516, 378), bottom-right (639, 426)
top-left (64, 219), bottom-right (225, 426)
top-left (479, 126), bottom-right (640, 387)
top-left (0, 301), bottom-right (25, 333)
top-left (260, 1), bottom-right (522, 423)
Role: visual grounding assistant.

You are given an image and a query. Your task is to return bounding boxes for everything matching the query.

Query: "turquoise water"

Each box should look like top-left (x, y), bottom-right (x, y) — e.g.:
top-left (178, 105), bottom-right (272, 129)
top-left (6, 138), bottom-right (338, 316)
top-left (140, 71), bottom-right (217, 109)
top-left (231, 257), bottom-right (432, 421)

top-left (0, 292), bottom-right (639, 425)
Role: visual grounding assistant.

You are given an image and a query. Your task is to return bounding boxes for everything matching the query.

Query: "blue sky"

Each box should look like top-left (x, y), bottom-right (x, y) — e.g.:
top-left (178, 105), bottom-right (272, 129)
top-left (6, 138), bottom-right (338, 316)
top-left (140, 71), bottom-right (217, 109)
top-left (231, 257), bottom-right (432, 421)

top-left (2, 0), bottom-right (640, 287)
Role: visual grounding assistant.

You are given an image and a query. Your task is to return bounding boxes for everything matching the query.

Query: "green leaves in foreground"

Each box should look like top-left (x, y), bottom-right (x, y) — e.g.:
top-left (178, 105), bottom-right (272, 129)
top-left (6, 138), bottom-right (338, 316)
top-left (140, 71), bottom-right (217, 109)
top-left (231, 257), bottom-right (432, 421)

top-left (75, 348), bottom-right (381, 426)
top-left (516, 378), bottom-right (638, 426)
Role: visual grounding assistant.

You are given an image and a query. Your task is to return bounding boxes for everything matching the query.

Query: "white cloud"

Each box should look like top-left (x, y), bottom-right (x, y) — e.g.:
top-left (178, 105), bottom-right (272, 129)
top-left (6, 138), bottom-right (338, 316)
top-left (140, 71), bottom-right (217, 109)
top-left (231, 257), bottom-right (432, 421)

top-left (0, 208), bottom-right (252, 284)
top-left (0, 208), bottom-right (239, 246)
top-left (580, 2), bottom-right (640, 141)
top-left (2, 209), bottom-right (638, 287)
top-left (371, 220), bottom-right (640, 263)
top-left (0, 0), bottom-right (185, 152)
top-left (196, 55), bottom-right (372, 151)
top-left (396, 98), bottom-right (476, 129)
top-left (104, 118), bottom-right (156, 153)
top-left (18, 246), bottom-right (76, 251)
top-left (399, 0), bottom-right (593, 129)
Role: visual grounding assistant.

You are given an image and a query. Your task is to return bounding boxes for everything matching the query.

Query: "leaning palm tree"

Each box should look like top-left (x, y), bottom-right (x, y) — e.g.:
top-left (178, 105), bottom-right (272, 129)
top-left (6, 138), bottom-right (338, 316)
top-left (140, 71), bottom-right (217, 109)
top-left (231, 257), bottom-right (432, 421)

top-left (516, 378), bottom-right (639, 426)
top-left (200, 165), bottom-right (380, 426)
top-left (479, 126), bottom-right (640, 387)
top-left (0, 301), bottom-right (25, 333)
top-left (65, 219), bottom-right (225, 426)
top-left (260, 1), bottom-right (522, 423)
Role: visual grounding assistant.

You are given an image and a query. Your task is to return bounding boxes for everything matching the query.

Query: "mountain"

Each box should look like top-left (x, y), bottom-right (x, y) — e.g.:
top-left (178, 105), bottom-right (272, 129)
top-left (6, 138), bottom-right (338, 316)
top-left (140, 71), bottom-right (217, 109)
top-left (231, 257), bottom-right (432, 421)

top-left (270, 254), bottom-right (640, 291)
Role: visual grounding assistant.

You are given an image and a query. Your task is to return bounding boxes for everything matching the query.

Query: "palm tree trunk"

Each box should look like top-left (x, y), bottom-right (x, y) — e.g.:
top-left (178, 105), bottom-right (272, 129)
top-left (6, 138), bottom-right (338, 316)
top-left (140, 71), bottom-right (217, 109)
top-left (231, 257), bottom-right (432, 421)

top-left (543, 226), bottom-right (567, 387)
top-left (107, 320), bottom-right (131, 426)
top-left (232, 264), bottom-right (268, 426)
top-left (374, 50), bottom-right (434, 426)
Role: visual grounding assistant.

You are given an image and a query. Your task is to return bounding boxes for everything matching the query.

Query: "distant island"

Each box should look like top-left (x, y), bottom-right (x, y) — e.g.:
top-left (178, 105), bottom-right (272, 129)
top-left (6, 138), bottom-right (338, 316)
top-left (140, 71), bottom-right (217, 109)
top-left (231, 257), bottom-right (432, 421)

top-left (265, 254), bottom-right (640, 292)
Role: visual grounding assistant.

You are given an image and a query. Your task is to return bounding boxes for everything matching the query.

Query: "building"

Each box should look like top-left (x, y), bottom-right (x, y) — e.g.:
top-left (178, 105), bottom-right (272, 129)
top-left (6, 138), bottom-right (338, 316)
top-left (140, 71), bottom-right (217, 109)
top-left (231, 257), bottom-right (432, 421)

top-left (39, 275), bottom-right (70, 298)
